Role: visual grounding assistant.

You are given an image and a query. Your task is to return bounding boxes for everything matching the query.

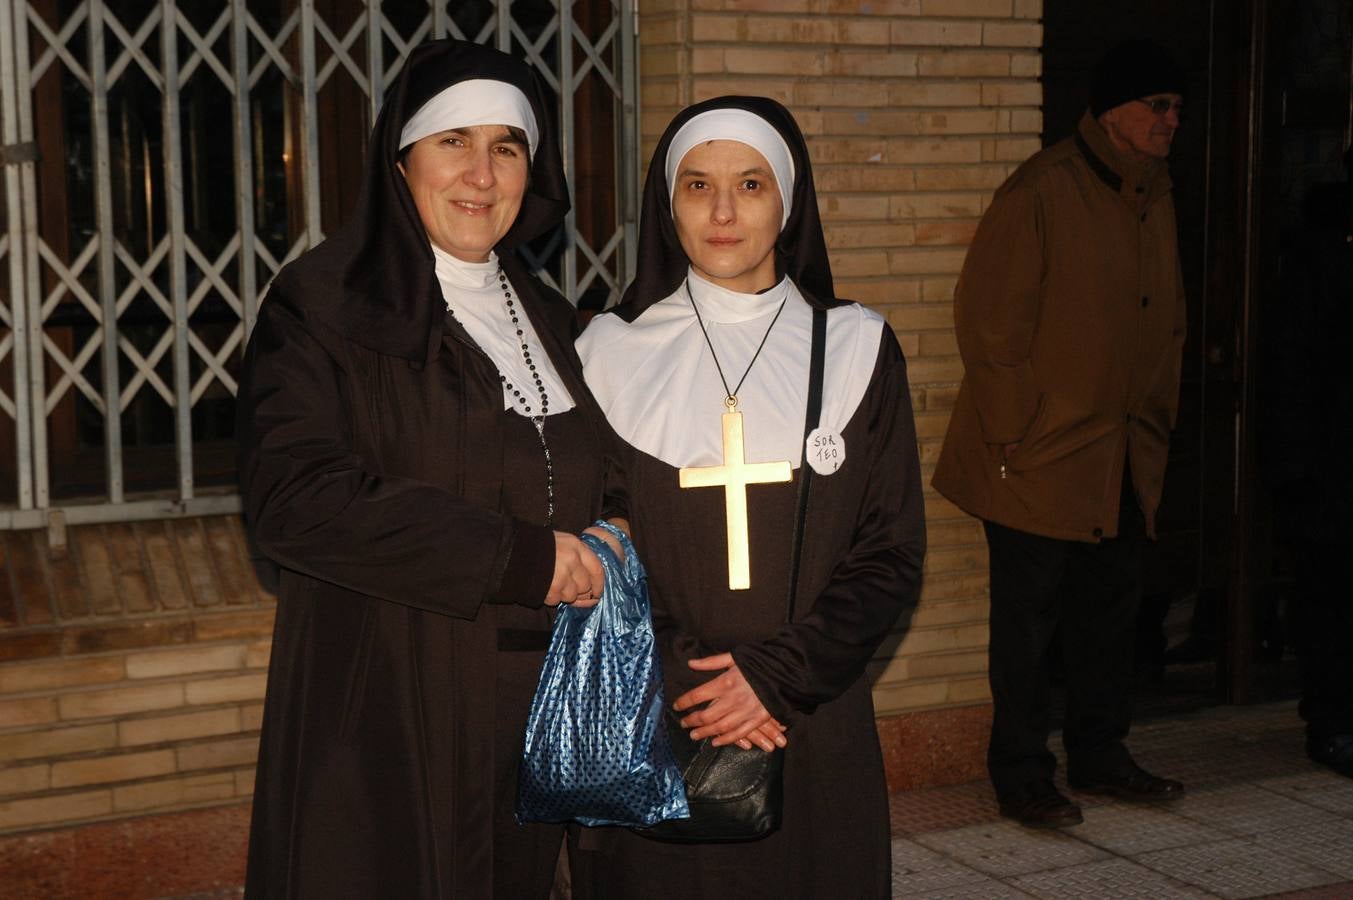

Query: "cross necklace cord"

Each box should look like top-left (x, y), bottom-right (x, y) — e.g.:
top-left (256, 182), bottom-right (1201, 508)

top-left (679, 280), bottom-right (793, 590)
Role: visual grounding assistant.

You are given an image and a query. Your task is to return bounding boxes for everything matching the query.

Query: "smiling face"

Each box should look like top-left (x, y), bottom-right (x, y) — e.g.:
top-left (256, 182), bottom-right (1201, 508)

top-left (400, 124), bottom-right (529, 262)
top-left (1099, 93), bottom-right (1182, 163)
top-left (671, 140), bottom-right (784, 294)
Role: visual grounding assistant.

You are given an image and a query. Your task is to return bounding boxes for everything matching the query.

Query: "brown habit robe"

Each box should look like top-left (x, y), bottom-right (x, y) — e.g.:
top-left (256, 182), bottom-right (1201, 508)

top-left (237, 40), bottom-right (616, 898)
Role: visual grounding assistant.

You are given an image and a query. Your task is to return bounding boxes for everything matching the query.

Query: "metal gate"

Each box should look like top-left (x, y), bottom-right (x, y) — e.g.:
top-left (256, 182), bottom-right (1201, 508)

top-left (0, 0), bottom-right (640, 530)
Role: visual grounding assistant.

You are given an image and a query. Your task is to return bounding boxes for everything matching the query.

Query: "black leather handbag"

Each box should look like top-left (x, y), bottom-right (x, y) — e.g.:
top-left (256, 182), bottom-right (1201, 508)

top-left (636, 307), bottom-right (827, 844)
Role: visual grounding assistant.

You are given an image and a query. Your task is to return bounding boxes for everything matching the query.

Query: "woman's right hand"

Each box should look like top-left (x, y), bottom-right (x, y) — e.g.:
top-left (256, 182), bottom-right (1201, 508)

top-left (544, 532), bottom-right (604, 608)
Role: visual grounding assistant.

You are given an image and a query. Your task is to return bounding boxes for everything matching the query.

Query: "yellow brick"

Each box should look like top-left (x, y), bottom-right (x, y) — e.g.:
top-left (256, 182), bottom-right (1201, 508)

top-left (824, 50), bottom-right (919, 78)
top-left (793, 80), bottom-right (892, 108)
top-left (125, 645), bottom-right (246, 680)
top-left (827, 0), bottom-right (920, 13)
top-left (925, 544), bottom-right (990, 576)
top-left (986, 136), bottom-right (1040, 162)
top-left (825, 222), bottom-right (915, 250)
top-left (890, 193), bottom-right (984, 218)
top-left (918, 51), bottom-right (1011, 78)
top-left (923, 384), bottom-right (960, 411)
top-left (917, 110), bottom-right (1001, 135)
top-left (920, 0), bottom-right (1012, 15)
top-left (905, 650), bottom-right (988, 679)
top-left (889, 19), bottom-right (982, 46)
top-left (693, 78), bottom-right (793, 104)
top-left (913, 595), bottom-right (989, 628)
top-left (899, 623), bottom-right (989, 656)
top-left (642, 15), bottom-right (683, 44)
top-left (724, 48), bottom-right (824, 76)
top-left (817, 194), bottom-right (891, 221)
top-left (887, 139), bottom-right (982, 164)
top-left (118, 707), bottom-right (242, 747)
top-left (888, 82), bottom-right (983, 108)
top-left (51, 750), bottom-right (177, 789)
top-left (183, 673), bottom-right (267, 706)
top-left (721, 0), bottom-right (814, 10)
top-left (0, 790), bottom-right (112, 832)
top-left (0, 763), bottom-right (51, 796)
top-left (245, 640), bottom-right (272, 669)
top-left (923, 493), bottom-right (974, 522)
top-left (828, 250), bottom-right (892, 278)
top-left (947, 676), bottom-right (993, 704)
top-left (112, 772), bottom-right (236, 812)
top-left (886, 302), bottom-right (953, 331)
top-left (871, 679), bottom-right (951, 714)
top-left (913, 164), bottom-right (1008, 190)
top-left (1014, 0), bottom-right (1041, 16)
top-left (897, 332), bottom-right (921, 357)
top-left (981, 80), bottom-right (1041, 107)
top-left (922, 276), bottom-right (959, 301)
top-left (176, 736), bottom-right (259, 772)
top-left (915, 220), bottom-right (979, 246)
top-left (807, 136), bottom-right (888, 163)
top-left (1010, 109), bottom-right (1043, 133)
top-left (0, 696), bottom-right (58, 728)
top-left (0, 724), bottom-right (118, 762)
top-left (0, 657), bottom-right (126, 694)
top-left (984, 20), bottom-right (1042, 47)
top-left (1010, 52), bottom-right (1041, 77)
top-left (642, 47), bottom-right (684, 78)
top-left (838, 280), bottom-right (922, 304)
top-left (235, 767), bottom-right (256, 797)
top-left (642, 80), bottom-right (682, 108)
top-left (908, 356), bottom-right (964, 383)
top-left (913, 410), bottom-right (953, 439)
top-left (240, 702), bottom-right (265, 732)
top-left (918, 332), bottom-right (961, 358)
top-left (888, 247), bottom-right (968, 276)
top-left (57, 683), bottom-right (185, 721)
top-left (817, 167), bottom-right (916, 193)
top-left (918, 571), bottom-right (989, 603)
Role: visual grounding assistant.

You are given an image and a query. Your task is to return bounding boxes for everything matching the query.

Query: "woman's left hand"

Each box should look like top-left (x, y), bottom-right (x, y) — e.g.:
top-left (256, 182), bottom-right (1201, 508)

top-left (674, 653), bottom-right (788, 751)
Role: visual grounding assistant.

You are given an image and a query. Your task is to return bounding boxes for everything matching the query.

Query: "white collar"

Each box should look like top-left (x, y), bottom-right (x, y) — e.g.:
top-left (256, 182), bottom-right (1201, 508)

top-left (431, 244), bottom-right (499, 292)
top-left (685, 269), bottom-right (791, 325)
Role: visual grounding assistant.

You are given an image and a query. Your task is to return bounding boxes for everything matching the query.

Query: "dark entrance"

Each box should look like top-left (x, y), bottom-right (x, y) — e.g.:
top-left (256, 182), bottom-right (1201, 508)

top-left (1041, 0), bottom-right (1353, 712)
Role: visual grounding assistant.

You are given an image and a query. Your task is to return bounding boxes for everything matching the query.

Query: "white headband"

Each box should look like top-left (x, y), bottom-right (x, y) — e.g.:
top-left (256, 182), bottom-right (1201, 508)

top-left (665, 109), bottom-right (795, 228)
top-left (398, 78), bottom-right (539, 158)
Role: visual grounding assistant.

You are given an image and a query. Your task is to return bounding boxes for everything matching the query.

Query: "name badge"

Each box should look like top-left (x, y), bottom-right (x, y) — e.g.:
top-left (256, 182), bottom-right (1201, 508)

top-left (806, 428), bottom-right (845, 476)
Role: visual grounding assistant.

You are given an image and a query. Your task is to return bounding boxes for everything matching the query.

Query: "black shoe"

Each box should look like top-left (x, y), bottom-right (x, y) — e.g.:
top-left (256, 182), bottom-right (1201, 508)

top-left (998, 781), bottom-right (1084, 828)
top-left (1307, 734), bottom-right (1353, 779)
top-left (1069, 763), bottom-right (1184, 801)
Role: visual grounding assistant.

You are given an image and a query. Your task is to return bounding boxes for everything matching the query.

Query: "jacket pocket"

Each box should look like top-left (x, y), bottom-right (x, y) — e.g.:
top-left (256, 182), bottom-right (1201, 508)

top-left (1002, 394), bottom-right (1049, 471)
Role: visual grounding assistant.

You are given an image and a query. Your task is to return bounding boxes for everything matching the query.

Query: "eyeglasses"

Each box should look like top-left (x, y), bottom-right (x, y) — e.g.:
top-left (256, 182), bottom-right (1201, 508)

top-left (1135, 97), bottom-right (1184, 117)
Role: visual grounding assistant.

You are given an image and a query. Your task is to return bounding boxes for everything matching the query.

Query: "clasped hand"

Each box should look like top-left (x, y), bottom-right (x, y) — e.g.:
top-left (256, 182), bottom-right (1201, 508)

top-left (673, 653), bottom-right (787, 753)
top-left (543, 521), bottom-right (627, 608)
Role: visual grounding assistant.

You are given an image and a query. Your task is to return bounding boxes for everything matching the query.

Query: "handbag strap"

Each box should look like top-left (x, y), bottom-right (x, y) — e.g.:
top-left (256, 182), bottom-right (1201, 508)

top-left (785, 307), bottom-right (827, 621)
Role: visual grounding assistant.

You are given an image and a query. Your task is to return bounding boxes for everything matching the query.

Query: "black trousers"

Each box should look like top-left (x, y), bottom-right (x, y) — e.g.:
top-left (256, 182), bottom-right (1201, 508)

top-left (983, 476), bottom-right (1145, 800)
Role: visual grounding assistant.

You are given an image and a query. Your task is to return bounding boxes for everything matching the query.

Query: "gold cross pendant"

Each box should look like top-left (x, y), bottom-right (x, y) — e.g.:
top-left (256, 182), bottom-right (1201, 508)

top-left (678, 407), bottom-right (792, 590)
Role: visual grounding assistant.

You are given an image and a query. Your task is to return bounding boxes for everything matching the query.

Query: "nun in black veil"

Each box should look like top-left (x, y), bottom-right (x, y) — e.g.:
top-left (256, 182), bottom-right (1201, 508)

top-left (238, 40), bottom-right (622, 898)
top-left (574, 97), bottom-right (926, 896)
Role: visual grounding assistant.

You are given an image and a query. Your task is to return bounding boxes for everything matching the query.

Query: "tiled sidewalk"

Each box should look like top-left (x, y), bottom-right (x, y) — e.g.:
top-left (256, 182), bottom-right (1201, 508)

top-left (889, 701), bottom-right (1353, 899)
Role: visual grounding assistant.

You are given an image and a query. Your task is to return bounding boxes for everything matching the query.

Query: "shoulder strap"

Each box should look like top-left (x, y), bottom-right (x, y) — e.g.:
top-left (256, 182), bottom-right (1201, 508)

top-left (785, 307), bottom-right (827, 621)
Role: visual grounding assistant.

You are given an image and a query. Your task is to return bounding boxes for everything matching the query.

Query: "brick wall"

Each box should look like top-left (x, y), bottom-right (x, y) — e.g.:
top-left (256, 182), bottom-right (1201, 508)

top-left (0, 519), bottom-right (271, 837)
top-left (639, 0), bottom-right (1043, 762)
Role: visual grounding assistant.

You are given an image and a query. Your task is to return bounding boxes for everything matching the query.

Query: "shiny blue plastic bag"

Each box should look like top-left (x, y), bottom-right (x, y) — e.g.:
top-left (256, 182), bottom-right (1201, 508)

top-left (515, 521), bottom-right (690, 827)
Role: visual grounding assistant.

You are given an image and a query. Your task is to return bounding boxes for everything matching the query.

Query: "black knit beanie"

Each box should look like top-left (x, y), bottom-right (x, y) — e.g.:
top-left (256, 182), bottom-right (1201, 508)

top-left (1089, 39), bottom-right (1186, 117)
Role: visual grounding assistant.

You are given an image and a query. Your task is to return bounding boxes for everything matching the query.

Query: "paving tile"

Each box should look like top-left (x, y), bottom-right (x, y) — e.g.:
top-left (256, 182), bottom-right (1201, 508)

top-left (912, 820), bottom-right (1110, 878)
top-left (1010, 857), bottom-right (1213, 899)
top-left (1171, 785), bottom-right (1344, 836)
top-left (889, 837), bottom-right (991, 895)
top-left (1252, 819), bottom-right (1353, 880)
top-left (1070, 802), bottom-right (1231, 856)
top-left (890, 780), bottom-right (1001, 835)
top-left (1137, 838), bottom-right (1343, 899)
top-left (1256, 771), bottom-right (1353, 816)
top-left (894, 878), bottom-right (1035, 899)
top-left (1257, 883), bottom-right (1353, 899)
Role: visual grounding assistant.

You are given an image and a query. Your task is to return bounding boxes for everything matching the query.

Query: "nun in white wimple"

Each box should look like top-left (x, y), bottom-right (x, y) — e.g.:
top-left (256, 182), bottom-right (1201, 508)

top-left (573, 97), bottom-right (925, 896)
top-left (239, 40), bottom-right (626, 899)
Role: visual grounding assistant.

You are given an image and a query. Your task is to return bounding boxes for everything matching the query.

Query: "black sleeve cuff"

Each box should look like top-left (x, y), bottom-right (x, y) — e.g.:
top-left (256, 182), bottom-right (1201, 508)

top-left (486, 519), bottom-right (555, 608)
